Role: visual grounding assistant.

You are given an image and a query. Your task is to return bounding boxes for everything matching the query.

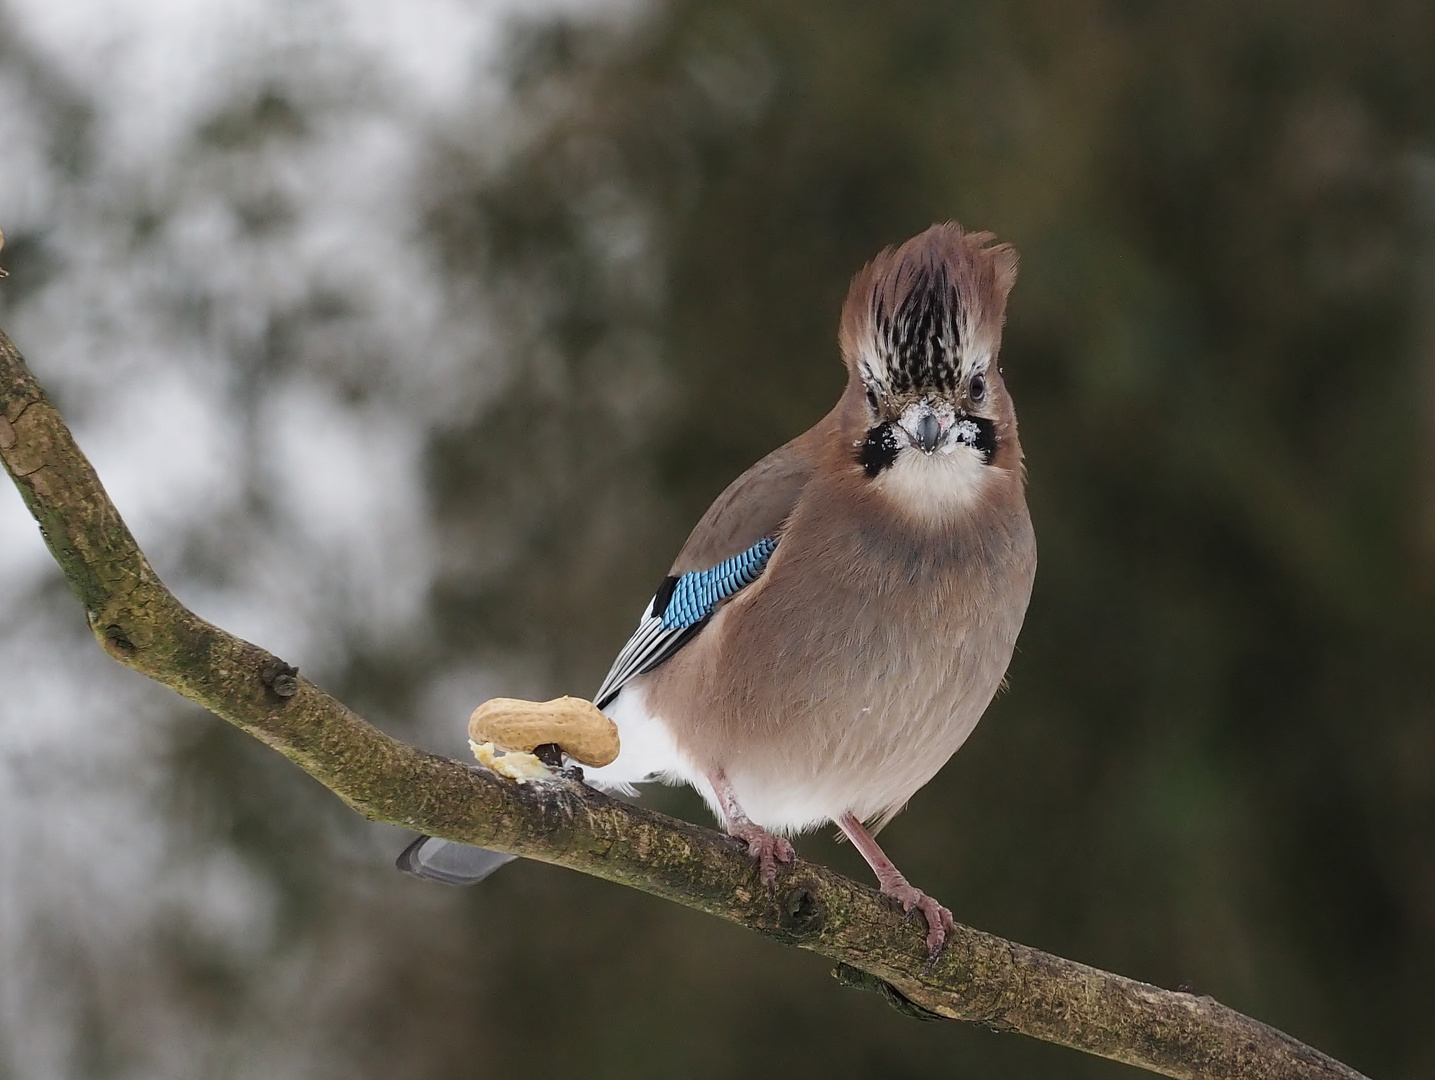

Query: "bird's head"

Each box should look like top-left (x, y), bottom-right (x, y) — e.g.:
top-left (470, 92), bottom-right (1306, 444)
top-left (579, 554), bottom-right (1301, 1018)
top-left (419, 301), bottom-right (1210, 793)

top-left (838, 223), bottom-right (1021, 518)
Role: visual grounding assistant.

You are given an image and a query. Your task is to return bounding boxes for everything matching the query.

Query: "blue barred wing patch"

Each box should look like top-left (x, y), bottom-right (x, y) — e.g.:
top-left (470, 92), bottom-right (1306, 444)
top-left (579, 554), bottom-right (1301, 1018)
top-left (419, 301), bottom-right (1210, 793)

top-left (660, 537), bottom-right (777, 629)
top-left (593, 536), bottom-right (778, 709)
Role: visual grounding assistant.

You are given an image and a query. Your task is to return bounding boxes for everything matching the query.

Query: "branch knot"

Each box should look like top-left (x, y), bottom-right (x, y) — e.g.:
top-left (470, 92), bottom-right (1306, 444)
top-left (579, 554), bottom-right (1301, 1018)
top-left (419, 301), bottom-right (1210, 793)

top-left (778, 880), bottom-right (827, 939)
top-left (259, 657), bottom-right (300, 699)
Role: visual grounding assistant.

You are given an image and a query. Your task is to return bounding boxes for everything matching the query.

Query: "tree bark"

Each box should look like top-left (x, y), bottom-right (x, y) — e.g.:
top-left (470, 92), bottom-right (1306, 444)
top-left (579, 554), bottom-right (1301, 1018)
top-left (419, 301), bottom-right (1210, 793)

top-left (0, 326), bottom-right (1370, 1080)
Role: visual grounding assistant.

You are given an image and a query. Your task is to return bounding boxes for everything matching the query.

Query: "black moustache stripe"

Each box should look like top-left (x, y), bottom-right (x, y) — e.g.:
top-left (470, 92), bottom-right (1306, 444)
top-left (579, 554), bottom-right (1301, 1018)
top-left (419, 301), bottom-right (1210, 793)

top-left (859, 422), bottom-right (900, 476)
top-left (959, 415), bottom-right (998, 464)
top-left (859, 415), bottom-right (999, 475)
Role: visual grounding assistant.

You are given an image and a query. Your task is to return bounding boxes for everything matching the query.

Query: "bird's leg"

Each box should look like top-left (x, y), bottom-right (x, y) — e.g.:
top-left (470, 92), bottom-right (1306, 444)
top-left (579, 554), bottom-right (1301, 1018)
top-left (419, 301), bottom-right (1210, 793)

top-left (837, 813), bottom-right (955, 960)
top-left (707, 770), bottom-right (794, 887)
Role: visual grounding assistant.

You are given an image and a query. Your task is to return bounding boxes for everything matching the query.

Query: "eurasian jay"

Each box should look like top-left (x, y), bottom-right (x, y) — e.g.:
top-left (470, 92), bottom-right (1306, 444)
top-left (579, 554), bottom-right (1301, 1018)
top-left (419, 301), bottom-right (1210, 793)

top-left (400, 222), bottom-right (1037, 954)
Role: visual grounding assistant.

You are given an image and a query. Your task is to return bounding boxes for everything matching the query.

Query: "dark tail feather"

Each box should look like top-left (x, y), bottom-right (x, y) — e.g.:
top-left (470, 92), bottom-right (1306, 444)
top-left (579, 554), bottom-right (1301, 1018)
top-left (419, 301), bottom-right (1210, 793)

top-left (395, 835), bottom-right (518, 886)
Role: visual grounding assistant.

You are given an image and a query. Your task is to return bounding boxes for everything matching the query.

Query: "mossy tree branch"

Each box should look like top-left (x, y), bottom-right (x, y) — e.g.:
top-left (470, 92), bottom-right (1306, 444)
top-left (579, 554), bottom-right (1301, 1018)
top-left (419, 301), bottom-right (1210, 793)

top-left (0, 326), bottom-right (1369, 1080)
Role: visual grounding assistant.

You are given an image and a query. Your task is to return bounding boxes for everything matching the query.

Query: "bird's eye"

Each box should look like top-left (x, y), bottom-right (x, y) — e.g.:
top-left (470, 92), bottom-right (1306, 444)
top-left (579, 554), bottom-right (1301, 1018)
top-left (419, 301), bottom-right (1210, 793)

top-left (969, 374), bottom-right (986, 404)
top-left (865, 388), bottom-right (880, 413)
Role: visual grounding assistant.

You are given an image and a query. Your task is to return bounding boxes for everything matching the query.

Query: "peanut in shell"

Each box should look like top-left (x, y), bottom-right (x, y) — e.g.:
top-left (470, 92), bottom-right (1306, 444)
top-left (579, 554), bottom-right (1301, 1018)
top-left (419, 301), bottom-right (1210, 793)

top-left (467, 696), bottom-right (620, 768)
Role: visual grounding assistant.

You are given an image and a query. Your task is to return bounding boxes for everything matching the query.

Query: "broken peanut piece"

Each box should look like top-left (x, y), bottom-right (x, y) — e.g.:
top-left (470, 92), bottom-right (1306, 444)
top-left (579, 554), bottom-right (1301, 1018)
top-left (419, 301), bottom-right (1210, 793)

top-left (468, 696), bottom-right (620, 768)
top-left (469, 741), bottom-right (552, 783)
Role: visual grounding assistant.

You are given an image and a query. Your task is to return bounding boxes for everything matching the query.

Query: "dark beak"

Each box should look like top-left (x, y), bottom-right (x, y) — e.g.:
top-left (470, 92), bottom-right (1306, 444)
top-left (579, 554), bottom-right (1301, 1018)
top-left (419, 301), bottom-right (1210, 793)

top-left (915, 412), bottom-right (941, 454)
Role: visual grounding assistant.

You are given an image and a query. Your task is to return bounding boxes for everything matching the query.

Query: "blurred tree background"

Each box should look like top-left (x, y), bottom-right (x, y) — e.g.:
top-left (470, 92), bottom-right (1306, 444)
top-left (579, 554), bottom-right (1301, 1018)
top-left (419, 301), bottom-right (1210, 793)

top-left (1, 0), bottom-right (1433, 1077)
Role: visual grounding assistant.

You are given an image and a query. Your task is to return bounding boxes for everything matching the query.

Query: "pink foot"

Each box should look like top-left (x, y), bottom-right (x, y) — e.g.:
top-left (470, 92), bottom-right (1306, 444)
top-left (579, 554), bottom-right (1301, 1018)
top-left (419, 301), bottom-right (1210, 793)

top-left (883, 880), bottom-right (956, 959)
top-left (707, 769), bottom-right (795, 886)
top-left (836, 813), bottom-right (954, 963)
top-left (727, 820), bottom-right (795, 887)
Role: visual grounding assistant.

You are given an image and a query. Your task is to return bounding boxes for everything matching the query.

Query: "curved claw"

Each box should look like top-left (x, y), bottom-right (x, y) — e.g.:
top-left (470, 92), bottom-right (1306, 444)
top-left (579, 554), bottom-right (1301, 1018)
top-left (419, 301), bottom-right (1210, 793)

top-left (728, 822), bottom-right (795, 886)
top-left (888, 883), bottom-right (956, 962)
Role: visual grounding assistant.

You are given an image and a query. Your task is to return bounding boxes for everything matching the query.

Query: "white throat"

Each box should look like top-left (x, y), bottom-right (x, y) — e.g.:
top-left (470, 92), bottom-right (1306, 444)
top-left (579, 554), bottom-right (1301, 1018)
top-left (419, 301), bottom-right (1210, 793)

top-left (872, 445), bottom-right (994, 523)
